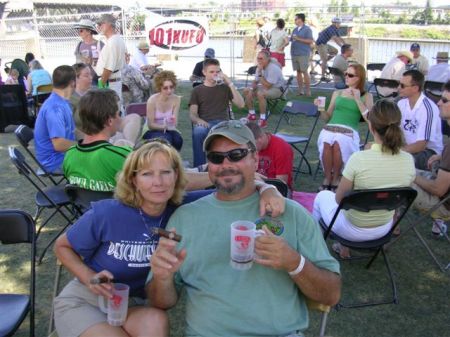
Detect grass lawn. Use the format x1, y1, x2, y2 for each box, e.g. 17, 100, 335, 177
0, 82, 449, 337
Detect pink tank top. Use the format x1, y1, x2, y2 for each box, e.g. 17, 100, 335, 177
154, 108, 173, 126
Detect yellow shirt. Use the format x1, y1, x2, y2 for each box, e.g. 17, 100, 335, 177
342, 143, 415, 228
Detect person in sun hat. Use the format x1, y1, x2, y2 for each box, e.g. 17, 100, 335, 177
130, 39, 161, 77
427, 52, 450, 83
409, 43, 429, 75
73, 19, 104, 85
379, 50, 413, 97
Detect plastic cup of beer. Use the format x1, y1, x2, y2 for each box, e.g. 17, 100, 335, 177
230, 221, 257, 271
98, 283, 129, 326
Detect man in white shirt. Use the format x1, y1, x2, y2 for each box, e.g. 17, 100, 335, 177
410, 43, 429, 76
397, 69, 443, 170
379, 50, 413, 97
427, 52, 450, 83
95, 14, 126, 104
130, 40, 160, 78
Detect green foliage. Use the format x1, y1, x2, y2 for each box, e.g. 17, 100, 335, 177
365, 26, 388, 37
341, 0, 349, 13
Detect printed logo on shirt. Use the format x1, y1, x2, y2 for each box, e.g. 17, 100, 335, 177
106, 239, 156, 268
258, 156, 272, 177
403, 118, 418, 134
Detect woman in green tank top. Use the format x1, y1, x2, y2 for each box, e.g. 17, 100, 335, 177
315, 64, 373, 191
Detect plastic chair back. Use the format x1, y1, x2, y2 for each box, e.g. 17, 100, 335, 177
424, 80, 444, 104
125, 102, 147, 117
0, 85, 31, 131
374, 78, 400, 98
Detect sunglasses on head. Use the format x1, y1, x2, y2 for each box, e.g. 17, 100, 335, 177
344, 72, 356, 78
207, 148, 251, 164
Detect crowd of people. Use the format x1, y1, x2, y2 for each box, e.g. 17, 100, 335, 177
1, 11, 450, 337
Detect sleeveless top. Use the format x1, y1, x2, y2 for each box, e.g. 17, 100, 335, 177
327, 94, 365, 131
154, 108, 173, 126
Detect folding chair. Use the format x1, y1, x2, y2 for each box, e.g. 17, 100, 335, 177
15, 124, 65, 185
244, 65, 257, 87
424, 80, 444, 104
328, 66, 347, 89
264, 178, 289, 198
33, 84, 53, 115
125, 102, 147, 117
266, 75, 294, 120
64, 184, 114, 216
306, 298, 330, 337
0, 84, 31, 132
0, 209, 36, 337
273, 101, 320, 180
8, 146, 74, 264
320, 187, 417, 308
373, 78, 400, 99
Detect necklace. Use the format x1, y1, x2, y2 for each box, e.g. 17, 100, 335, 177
138, 208, 165, 243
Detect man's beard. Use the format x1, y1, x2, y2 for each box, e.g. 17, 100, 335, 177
213, 168, 245, 195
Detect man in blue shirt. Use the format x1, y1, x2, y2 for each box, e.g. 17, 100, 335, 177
290, 13, 314, 96
316, 17, 345, 81
34, 65, 76, 173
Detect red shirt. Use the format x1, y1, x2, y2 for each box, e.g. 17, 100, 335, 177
257, 134, 293, 188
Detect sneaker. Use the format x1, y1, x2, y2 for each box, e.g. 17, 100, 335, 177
432, 219, 448, 237
258, 119, 268, 128
247, 113, 257, 121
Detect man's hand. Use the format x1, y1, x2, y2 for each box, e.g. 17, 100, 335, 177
150, 232, 186, 281
221, 72, 232, 86
254, 226, 299, 271
195, 119, 209, 128
427, 154, 441, 170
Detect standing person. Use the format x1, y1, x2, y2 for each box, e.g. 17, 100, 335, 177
143, 70, 183, 151
34, 65, 76, 173
397, 70, 443, 170
290, 13, 314, 97
26, 60, 52, 96
409, 43, 429, 76
189, 58, 244, 167
412, 80, 450, 237
315, 17, 345, 81
254, 17, 269, 57
313, 99, 415, 258
147, 120, 341, 336
427, 52, 450, 83
244, 50, 285, 128
269, 18, 289, 68
315, 64, 373, 191
73, 19, 104, 85
95, 14, 127, 104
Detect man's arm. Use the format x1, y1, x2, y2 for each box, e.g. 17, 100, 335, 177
403, 140, 427, 154
100, 68, 113, 84
332, 35, 345, 46
185, 172, 212, 190
189, 104, 208, 127
51, 138, 75, 152
415, 169, 450, 198
222, 73, 244, 108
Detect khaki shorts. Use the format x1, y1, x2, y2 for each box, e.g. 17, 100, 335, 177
261, 86, 283, 99
291, 55, 310, 72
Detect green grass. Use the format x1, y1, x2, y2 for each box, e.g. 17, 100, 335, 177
0, 83, 449, 337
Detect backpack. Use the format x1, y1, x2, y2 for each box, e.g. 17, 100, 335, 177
257, 28, 270, 49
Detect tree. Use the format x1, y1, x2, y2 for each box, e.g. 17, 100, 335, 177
341, 0, 349, 13
351, 5, 359, 17
329, 0, 338, 13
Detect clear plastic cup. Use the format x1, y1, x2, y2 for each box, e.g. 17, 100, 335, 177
230, 221, 257, 271
98, 283, 129, 326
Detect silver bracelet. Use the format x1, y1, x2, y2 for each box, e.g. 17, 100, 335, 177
288, 254, 305, 276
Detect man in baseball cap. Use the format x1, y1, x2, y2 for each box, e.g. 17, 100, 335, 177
428, 52, 450, 83
409, 42, 429, 75
190, 48, 216, 83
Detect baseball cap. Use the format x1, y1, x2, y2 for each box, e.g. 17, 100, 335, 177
331, 17, 342, 24
97, 14, 116, 26
203, 120, 256, 151
410, 43, 420, 50
204, 48, 215, 59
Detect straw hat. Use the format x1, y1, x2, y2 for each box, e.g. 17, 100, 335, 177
137, 40, 150, 50
434, 52, 449, 60
396, 50, 413, 62
73, 19, 98, 34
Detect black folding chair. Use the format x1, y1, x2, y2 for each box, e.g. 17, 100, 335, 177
15, 124, 65, 185
0, 209, 36, 337
424, 80, 445, 104
264, 178, 289, 198
8, 146, 74, 264
273, 101, 320, 180
373, 78, 400, 99
64, 184, 114, 216
244, 65, 257, 87
328, 66, 347, 89
266, 76, 294, 120
0, 84, 32, 132
320, 187, 417, 308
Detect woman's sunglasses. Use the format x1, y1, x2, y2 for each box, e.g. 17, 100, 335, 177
344, 72, 357, 78
206, 148, 251, 165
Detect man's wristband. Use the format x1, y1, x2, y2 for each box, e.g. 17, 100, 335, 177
288, 254, 305, 276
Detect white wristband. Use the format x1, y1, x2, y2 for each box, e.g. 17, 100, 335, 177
259, 184, 277, 194
288, 254, 305, 276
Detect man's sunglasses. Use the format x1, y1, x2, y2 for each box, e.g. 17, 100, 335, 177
441, 97, 449, 104
207, 148, 251, 164
344, 72, 356, 78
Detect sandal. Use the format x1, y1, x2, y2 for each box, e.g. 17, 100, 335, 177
329, 185, 338, 193
318, 184, 330, 192
332, 243, 351, 259
432, 220, 447, 238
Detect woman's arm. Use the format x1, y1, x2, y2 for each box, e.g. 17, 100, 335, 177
353, 91, 374, 122
172, 96, 182, 127
335, 177, 354, 204
27, 75, 32, 96
147, 95, 166, 131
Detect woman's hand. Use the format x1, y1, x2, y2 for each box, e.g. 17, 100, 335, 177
350, 88, 361, 100
259, 187, 285, 217
88, 270, 115, 299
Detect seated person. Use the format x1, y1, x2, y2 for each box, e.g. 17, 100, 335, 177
397, 70, 443, 170
4, 68, 19, 85
427, 52, 450, 83
71, 63, 143, 147
378, 50, 413, 97
313, 99, 415, 258
122, 52, 152, 108
315, 64, 373, 191
34, 65, 76, 173
246, 121, 293, 189
27, 59, 52, 96
147, 120, 341, 336
189, 58, 244, 167
412, 80, 450, 237
130, 40, 161, 77
244, 50, 285, 128
409, 43, 429, 76
189, 48, 215, 85
143, 71, 182, 151
332, 43, 353, 82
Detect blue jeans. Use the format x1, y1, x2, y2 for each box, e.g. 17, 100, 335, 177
143, 129, 183, 151
192, 120, 223, 167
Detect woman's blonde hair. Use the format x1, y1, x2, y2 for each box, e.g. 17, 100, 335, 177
115, 140, 187, 207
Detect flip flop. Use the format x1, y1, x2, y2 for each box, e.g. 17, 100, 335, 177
318, 184, 330, 192
329, 185, 338, 193
332, 243, 351, 259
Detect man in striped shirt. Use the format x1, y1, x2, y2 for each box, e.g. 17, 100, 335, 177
397, 70, 443, 170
